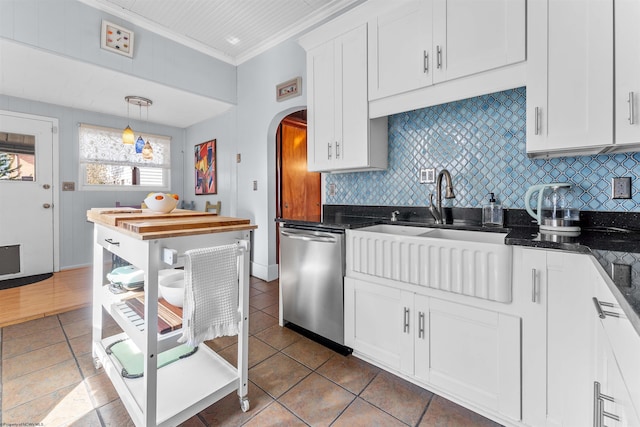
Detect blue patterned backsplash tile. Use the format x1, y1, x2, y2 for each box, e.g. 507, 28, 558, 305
325, 87, 640, 212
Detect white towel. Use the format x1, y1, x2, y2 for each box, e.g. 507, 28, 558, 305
178, 244, 240, 347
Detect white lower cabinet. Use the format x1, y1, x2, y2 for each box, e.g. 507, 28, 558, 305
592, 269, 640, 427
344, 277, 521, 421
594, 319, 640, 427
518, 248, 616, 427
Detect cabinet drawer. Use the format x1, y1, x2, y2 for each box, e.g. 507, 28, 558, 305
95, 225, 147, 267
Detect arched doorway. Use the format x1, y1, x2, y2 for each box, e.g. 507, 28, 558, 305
275, 110, 321, 262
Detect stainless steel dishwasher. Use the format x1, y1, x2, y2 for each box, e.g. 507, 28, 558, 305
279, 225, 346, 347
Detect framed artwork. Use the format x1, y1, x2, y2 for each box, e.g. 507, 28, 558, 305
195, 139, 217, 195
101, 20, 134, 57
276, 77, 302, 102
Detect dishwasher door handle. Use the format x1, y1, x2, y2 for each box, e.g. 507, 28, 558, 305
280, 230, 338, 243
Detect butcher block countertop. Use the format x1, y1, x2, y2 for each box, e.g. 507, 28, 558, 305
87, 208, 257, 239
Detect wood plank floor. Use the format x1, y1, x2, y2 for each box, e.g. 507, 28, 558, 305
0, 267, 92, 328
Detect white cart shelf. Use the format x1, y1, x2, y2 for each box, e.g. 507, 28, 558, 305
88, 210, 256, 427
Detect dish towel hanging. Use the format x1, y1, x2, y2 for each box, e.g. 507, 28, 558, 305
179, 244, 240, 347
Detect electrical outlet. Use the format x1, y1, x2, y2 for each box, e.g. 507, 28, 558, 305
328, 183, 336, 196
420, 168, 436, 184
612, 177, 632, 199
62, 181, 75, 191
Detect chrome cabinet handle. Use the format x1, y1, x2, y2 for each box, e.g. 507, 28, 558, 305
436, 45, 442, 69
423, 50, 429, 73
327, 142, 332, 160
594, 382, 619, 427
335, 141, 340, 159
403, 307, 410, 333
531, 268, 538, 303
104, 238, 120, 246
629, 92, 635, 125
592, 297, 620, 319
418, 311, 425, 339
534, 107, 540, 135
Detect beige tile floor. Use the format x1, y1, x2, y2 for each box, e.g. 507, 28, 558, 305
0, 276, 502, 426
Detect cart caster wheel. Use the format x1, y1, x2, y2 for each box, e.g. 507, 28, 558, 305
240, 397, 250, 412
93, 357, 102, 370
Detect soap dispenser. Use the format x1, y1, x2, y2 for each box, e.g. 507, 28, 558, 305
482, 192, 503, 227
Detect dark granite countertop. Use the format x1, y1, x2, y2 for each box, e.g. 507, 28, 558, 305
297, 205, 640, 337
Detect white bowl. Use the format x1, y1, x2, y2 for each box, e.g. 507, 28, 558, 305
160, 278, 184, 307
144, 193, 178, 213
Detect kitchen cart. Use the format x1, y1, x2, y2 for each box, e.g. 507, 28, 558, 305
87, 208, 257, 427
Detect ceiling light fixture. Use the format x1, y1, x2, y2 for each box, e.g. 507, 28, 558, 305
123, 96, 152, 146
225, 36, 240, 45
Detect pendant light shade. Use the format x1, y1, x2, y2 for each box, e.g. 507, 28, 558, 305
123, 96, 152, 145
142, 140, 154, 160
122, 125, 135, 144
135, 136, 145, 153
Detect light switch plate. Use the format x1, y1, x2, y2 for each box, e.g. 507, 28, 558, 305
612, 177, 632, 199
62, 181, 75, 191
420, 168, 435, 184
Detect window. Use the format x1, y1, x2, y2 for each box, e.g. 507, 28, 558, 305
79, 123, 171, 190
0, 132, 36, 181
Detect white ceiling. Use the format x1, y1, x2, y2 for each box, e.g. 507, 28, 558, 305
80, 0, 364, 65
0, 0, 364, 128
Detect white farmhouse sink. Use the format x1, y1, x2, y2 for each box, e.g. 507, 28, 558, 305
347, 225, 512, 303
359, 224, 431, 236
420, 228, 506, 244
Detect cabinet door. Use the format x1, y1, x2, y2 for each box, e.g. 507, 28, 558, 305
344, 277, 413, 372
594, 320, 640, 427
527, 0, 613, 155
615, 0, 640, 145
518, 248, 548, 427
432, 0, 525, 83
428, 298, 521, 420
368, 1, 433, 100
545, 253, 596, 427
307, 41, 335, 172
336, 24, 369, 170
593, 273, 640, 419
413, 294, 430, 383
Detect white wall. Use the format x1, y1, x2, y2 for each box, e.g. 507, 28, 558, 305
183, 109, 238, 215
0, 0, 236, 104
236, 39, 307, 280
0, 94, 186, 269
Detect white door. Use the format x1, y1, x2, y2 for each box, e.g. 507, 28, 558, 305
0, 112, 54, 278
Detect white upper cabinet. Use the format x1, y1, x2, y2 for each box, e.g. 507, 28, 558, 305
368, 1, 434, 100
527, 0, 614, 157
368, 0, 526, 102
305, 24, 388, 173
432, 0, 525, 83
614, 0, 640, 147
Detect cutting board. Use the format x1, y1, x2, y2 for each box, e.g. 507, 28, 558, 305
87, 208, 212, 226
120, 216, 251, 233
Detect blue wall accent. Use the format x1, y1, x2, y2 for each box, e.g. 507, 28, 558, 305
326, 87, 640, 212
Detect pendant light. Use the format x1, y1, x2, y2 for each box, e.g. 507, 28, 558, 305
122, 97, 135, 145
123, 96, 152, 147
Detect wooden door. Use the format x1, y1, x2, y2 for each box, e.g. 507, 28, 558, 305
280, 117, 321, 220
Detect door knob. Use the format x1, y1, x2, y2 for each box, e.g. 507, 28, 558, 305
284, 203, 289, 209
43, 203, 51, 209
42, 184, 51, 189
